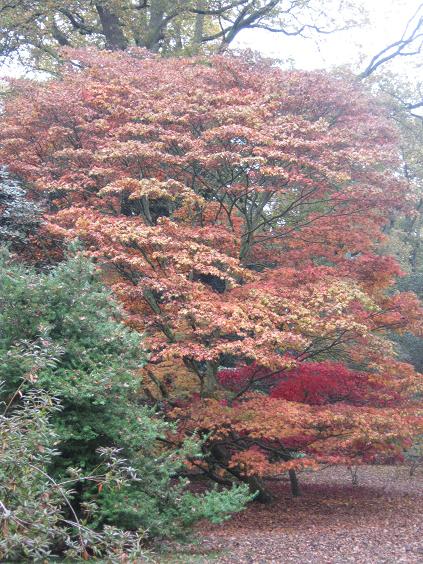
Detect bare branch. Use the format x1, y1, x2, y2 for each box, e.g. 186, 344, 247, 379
360, 3, 423, 78
189, 0, 250, 16
58, 9, 100, 36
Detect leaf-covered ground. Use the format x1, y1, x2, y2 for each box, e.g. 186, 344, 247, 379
167, 465, 423, 563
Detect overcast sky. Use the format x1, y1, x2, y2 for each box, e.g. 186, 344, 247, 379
233, 0, 422, 76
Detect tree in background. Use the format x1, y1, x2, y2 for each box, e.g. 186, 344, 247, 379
1, 50, 422, 500
360, 2, 422, 81
359, 3, 422, 118
0, 0, 362, 69
366, 73, 423, 373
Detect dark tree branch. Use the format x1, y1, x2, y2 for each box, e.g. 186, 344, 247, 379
190, 0, 251, 16
58, 9, 100, 36
360, 3, 423, 78
249, 22, 347, 36
51, 22, 71, 47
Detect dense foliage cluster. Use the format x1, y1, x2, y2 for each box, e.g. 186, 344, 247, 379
0, 48, 422, 504
0, 387, 151, 561
0, 251, 250, 559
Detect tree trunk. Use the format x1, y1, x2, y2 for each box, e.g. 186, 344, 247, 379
289, 469, 301, 497
140, 195, 154, 225
210, 444, 273, 503
203, 360, 218, 397
248, 476, 273, 503
144, 0, 166, 52
95, 4, 128, 50
183, 358, 219, 398
194, 1, 205, 45
173, 20, 183, 50
51, 22, 71, 47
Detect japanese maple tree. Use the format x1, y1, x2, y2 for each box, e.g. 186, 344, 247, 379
1, 48, 422, 499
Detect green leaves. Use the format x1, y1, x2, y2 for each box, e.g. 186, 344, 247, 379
0, 250, 250, 553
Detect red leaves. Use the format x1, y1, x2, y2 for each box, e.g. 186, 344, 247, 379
269, 361, 397, 407
222, 360, 396, 407
1, 49, 422, 481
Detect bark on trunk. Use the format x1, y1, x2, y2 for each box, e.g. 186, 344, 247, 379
52, 22, 71, 46
194, 1, 205, 45
95, 4, 128, 50
144, 0, 166, 52
289, 469, 301, 497
203, 361, 218, 397
210, 444, 273, 503
248, 476, 273, 503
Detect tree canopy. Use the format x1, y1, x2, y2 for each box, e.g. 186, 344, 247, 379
1, 49, 422, 499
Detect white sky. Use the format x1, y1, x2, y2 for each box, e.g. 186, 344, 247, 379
233, 0, 422, 76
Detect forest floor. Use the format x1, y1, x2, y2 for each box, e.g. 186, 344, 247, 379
164, 465, 423, 563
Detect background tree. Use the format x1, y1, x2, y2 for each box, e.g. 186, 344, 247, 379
360, 2, 422, 80
0, 0, 362, 69
359, 3, 423, 117
368, 73, 423, 372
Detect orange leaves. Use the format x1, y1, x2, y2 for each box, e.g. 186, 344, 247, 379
1, 49, 422, 482
228, 449, 318, 477
176, 392, 423, 475
183, 394, 312, 442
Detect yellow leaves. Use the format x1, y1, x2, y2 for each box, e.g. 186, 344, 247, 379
34, 181, 79, 194
123, 178, 205, 208
98, 140, 167, 163
52, 148, 93, 163
142, 359, 198, 400
308, 279, 375, 312
98, 177, 144, 195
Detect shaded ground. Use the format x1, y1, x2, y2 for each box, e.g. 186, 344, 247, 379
166, 465, 423, 563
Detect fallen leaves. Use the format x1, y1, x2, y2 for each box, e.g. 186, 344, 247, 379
176, 465, 423, 563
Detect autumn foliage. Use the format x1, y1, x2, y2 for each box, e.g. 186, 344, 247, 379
1, 48, 422, 497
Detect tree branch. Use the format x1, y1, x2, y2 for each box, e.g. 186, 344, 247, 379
360, 3, 423, 78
